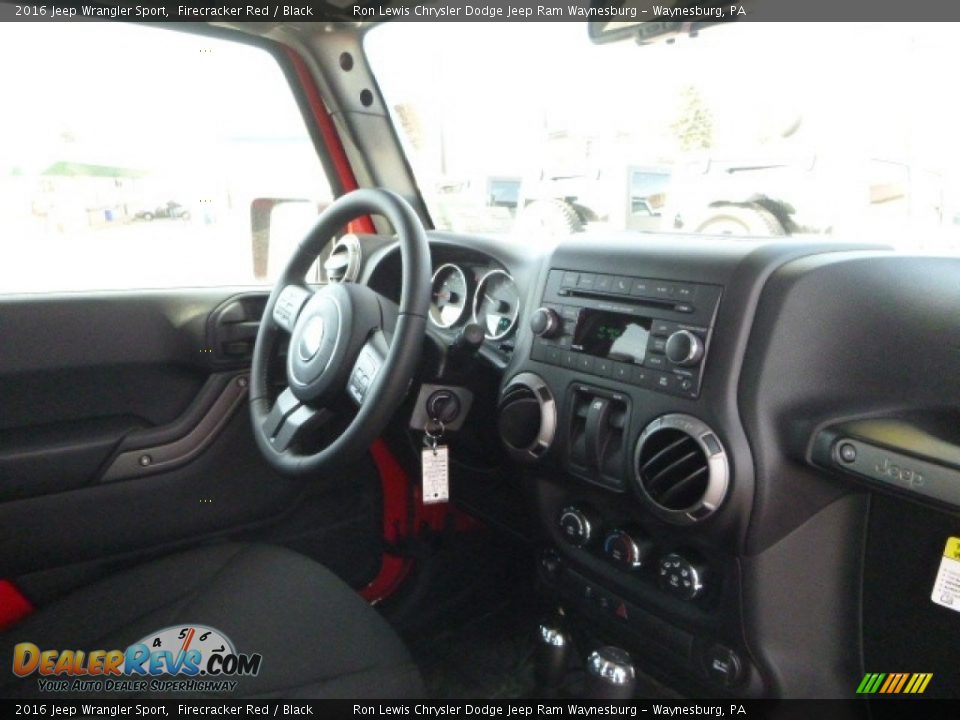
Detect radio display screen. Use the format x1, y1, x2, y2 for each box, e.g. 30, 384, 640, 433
572, 309, 650, 365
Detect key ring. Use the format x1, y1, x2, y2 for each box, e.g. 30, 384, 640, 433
424, 419, 445, 440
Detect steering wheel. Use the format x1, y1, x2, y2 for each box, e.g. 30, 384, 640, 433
249, 189, 430, 476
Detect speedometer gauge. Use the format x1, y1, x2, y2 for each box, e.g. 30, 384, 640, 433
430, 264, 470, 328
473, 269, 520, 340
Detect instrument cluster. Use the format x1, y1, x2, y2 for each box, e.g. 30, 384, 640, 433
430, 263, 520, 341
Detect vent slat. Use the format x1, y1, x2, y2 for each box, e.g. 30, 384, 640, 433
644, 450, 700, 496
637, 427, 709, 512
657, 466, 709, 507
642, 436, 695, 476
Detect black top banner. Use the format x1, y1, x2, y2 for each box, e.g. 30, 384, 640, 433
2, 0, 960, 23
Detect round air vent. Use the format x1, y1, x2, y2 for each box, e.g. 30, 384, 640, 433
633, 414, 729, 525
323, 233, 362, 283
498, 373, 556, 463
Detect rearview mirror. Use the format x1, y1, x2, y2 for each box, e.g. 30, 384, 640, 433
587, 2, 753, 45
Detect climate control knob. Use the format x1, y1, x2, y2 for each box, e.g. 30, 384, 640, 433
529, 307, 562, 338
558, 506, 598, 548
603, 528, 654, 571
665, 330, 704, 367
658, 553, 707, 600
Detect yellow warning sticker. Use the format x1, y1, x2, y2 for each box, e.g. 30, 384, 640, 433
944, 537, 960, 560
932, 536, 960, 612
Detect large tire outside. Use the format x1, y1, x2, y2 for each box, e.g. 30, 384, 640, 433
693, 204, 786, 237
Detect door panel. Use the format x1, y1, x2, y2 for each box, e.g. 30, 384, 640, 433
0, 289, 383, 593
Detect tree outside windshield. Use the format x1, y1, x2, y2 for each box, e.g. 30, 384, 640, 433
367, 22, 960, 252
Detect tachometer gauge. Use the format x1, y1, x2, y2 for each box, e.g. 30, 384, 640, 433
430, 263, 470, 328
473, 269, 520, 340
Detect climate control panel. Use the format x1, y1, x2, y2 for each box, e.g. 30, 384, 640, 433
556, 504, 711, 605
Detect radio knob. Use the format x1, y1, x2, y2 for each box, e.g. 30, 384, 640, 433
558, 506, 599, 548
603, 528, 654, 571
530, 307, 562, 338
665, 330, 704, 367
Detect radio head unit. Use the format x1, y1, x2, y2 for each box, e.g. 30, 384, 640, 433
529, 269, 722, 399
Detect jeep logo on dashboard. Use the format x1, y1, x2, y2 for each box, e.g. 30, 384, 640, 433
875, 457, 925, 488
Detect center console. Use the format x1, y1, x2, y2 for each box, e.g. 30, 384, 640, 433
499, 255, 760, 696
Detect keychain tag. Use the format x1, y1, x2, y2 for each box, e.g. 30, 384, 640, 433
422, 445, 449, 505
422, 420, 449, 505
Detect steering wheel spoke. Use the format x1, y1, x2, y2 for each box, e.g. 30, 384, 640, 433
272, 285, 312, 333
262, 388, 332, 453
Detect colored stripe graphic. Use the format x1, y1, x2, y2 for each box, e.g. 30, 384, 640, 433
858, 672, 932, 694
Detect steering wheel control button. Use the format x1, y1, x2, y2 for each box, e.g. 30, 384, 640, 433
272, 285, 311, 332
658, 553, 706, 601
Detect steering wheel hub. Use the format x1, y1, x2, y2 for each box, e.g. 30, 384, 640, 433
288, 290, 345, 402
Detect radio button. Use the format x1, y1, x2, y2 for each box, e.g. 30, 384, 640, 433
562, 352, 578, 369
652, 282, 676, 299
575, 354, 596, 373
562, 271, 580, 287
675, 302, 695, 314
652, 320, 674, 337
630, 278, 652, 297
675, 284, 697, 301
555, 334, 572, 349
612, 276, 632, 295
631, 366, 654, 388
646, 354, 667, 370
577, 273, 596, 290
561, 306, 580, 322
612, 363, 632, 382
545, 347, 563, 366
595, 275, 613, 293
650, 337, 667, 354
651, 372, 675, 392
594, 358, 614, 378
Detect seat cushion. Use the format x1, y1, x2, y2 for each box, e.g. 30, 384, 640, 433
0, 543, 422, 698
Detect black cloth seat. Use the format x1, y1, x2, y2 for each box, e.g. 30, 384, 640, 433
0, 543, 423, 698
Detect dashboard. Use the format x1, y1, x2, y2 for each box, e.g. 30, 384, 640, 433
359, 229, 960, 699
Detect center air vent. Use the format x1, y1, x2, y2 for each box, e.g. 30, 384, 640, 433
633, 414, 729, 525
323, 233, 362, 283
498, 373, 556, 463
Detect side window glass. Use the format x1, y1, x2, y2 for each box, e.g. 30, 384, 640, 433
0, 24, 331, 293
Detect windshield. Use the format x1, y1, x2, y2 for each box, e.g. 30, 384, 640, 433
367, 22, 960, 252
